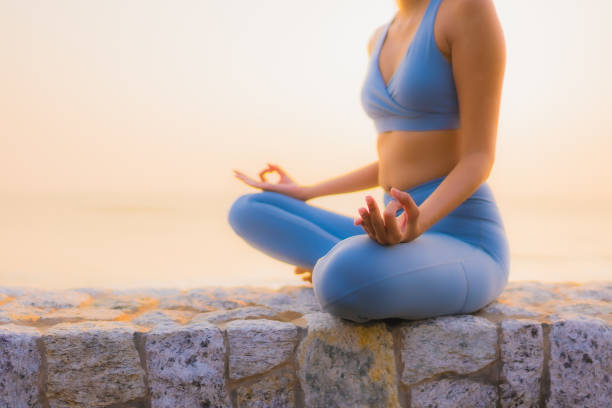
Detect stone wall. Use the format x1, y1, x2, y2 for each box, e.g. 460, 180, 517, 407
0, 281, 610, 407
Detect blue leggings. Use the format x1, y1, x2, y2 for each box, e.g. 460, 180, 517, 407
227, 175, 510, 323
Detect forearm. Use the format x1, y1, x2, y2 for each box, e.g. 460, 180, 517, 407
416, 153, 493, 234
303, 160, 379, 200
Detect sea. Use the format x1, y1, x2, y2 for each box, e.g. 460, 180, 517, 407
1, 189, 610, 290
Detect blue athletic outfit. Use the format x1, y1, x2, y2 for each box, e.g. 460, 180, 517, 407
361, 0, 459, 132
227, 0, 510, 323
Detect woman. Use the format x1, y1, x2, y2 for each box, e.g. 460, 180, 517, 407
228, 0, 509, 323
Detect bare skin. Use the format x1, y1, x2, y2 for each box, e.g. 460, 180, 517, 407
377, 0, 461, 195
233, 0, 507, 283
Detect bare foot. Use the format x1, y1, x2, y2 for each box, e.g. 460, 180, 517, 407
294, 266, 313, 284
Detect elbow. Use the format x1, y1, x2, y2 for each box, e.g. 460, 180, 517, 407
479, 153, 495, 180
458, 152, 495, 183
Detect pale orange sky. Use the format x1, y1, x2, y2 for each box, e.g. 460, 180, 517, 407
1, 0, 611, 199
1, 1, 611, 288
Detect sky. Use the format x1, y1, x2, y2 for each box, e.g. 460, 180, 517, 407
0, 0, 611, 288
1, 0, 611, 200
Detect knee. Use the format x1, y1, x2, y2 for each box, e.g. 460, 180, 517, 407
460, 251, 509, 313
227, 191, 277, 235
312, 235, 377, 314
227, 193, 255, 236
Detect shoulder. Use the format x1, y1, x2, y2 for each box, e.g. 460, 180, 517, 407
446, 0, 503, 35
445, 0, 505, 49
366, 24, 387, 57
450, 0, 498, 15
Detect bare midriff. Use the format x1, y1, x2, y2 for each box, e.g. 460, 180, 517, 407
376, 0, 460, 195
377, 128, 460, 194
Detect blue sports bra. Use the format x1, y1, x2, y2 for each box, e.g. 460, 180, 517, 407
360, 0, 459, 133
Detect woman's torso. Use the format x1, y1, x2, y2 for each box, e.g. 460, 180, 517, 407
368, 0, 459, 193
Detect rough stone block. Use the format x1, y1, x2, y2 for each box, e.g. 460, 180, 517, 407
235, 366, 297, 408
0, 324, 42, 408
548, 314, 612, 407
191, 306, 277, 324
227, 319, 298, 380
411, 378, 498, 408
131, 309, 195, 327
14, 289, 90, 309
42, 321, 146, 408
296, 312, 400, 408
144, 321, 231, 408
400, 315, 497, 385
500, 319, 543, 408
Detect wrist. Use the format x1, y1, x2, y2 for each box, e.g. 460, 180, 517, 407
415, 214, 428, 236
301, 185, 317, 201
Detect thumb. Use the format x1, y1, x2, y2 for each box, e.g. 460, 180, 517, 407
267, 163, 291, 181
390, 187, 419, 217
383, 198, 403, 219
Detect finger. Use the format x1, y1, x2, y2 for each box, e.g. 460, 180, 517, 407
360, 205, 381, 243
383, 200, 403, 243
233, 170, 253, 182
357, 208, 370, 231
390, 188, 420, 220
365, 195, 387, 244
267, 163, 283, 174
361, 205, 381, 243
267, 163, 290, 182
259, 165, 275, 182
390, 187, 419, 213
234, 171, 266, 189
258, 165, 270, 182
235, 171, 256, 182
358, 207, 376, 237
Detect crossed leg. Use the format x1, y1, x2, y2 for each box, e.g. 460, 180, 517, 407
227, 191, 365, 271
228, 191, 506, 323
312, 233, 506, 323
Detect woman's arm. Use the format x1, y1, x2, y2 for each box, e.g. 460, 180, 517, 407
417, 0, 506, 234
354, 0, 506, 245
302, 160, 379, 201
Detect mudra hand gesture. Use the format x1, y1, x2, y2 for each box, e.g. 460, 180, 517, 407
354, 188, 424, 245
233, 163, 310, 201
232, 162, 314, 282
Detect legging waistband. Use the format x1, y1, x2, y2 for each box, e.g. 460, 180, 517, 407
382, 175, 510, 277
404, 175, 447, 195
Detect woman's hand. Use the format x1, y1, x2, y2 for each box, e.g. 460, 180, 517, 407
354, 188, 424, 245
233, 163, 311, 201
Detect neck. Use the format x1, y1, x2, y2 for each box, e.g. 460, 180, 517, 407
395, 0, 428, 17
